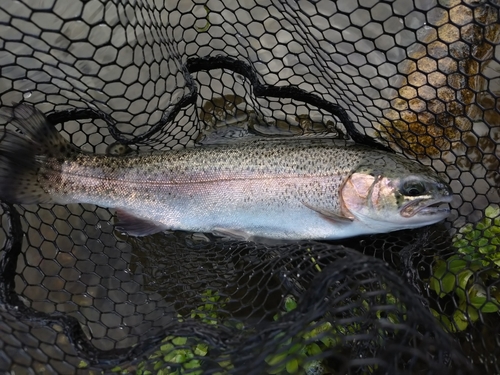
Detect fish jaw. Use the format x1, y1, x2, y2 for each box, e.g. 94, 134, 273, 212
400, 195, 453, 220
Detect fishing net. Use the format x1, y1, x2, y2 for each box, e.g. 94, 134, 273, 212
0, 0, 499, 374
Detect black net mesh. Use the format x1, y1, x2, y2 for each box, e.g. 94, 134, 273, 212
0, 0, 499, 374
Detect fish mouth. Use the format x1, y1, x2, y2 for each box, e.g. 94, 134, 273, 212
401, 197, 453, 218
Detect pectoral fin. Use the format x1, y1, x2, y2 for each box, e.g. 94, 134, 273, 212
115, 209, 168, 237
302, 202, 353, 224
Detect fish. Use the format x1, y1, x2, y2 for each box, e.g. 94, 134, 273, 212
0, 104, 453, 241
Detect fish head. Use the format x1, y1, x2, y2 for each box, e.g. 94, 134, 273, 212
340, 153, 453, 231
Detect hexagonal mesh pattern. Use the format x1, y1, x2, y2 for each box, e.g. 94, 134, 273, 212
0, 0, 498, 374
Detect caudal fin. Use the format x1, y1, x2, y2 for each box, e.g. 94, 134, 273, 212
0, 103, 73, 204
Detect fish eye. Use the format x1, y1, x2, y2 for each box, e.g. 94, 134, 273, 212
401, 180, 426, 197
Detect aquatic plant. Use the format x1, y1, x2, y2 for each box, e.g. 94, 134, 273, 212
430, 205, 500, 332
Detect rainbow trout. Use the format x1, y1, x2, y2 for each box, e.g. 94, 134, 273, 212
0, 104, 452, 240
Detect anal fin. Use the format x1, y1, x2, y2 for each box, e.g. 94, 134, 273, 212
115, 209, 168, 237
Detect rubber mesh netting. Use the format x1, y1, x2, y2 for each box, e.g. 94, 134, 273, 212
0, 0, 499, 374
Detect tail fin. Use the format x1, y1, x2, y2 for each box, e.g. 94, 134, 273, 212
0, 103, 73, 204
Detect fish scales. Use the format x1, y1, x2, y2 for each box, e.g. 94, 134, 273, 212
48, 141, 363, 238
